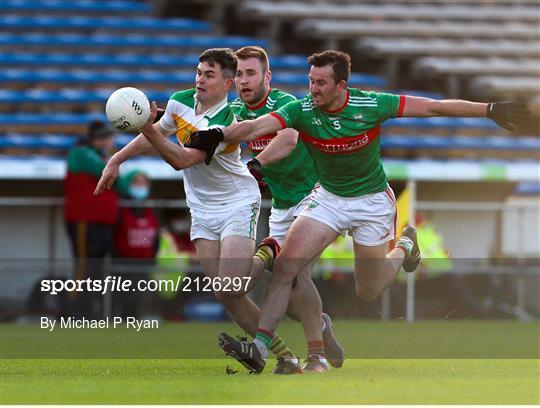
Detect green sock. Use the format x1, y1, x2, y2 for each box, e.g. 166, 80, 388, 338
269, 334, 295, 359
254, 329, 273, 350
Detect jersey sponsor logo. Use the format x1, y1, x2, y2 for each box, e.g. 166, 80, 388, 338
300, 126, 380, 154
248, 134, 274, 153
312, 117, 322, 125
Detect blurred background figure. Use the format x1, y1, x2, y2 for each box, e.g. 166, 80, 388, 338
113, 170, 159, 318
63, 120, 123, 319
150, 210, 197, 321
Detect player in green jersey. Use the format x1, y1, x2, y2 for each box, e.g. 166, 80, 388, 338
226, 46, 344, 371
187, 50, 531, 373
95, 48, 313, 374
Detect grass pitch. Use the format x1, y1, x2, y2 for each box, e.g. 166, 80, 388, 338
1, 320, 539, 404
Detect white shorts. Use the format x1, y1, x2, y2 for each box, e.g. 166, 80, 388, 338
299, 185, 397, 246
190, 200, 261, 241
268, 194, 313, 246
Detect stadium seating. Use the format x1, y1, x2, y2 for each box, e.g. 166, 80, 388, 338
240, 1, 540, 22
2, 0, 152, 14
236, 0, 539, 105
1, 52, 309, 70
2, 132, 537, 159
297, 20, 538, 42
357, 38, 540, 58
1, 14, 211, 33
412, 57, 540, 97
0, 33, 268, 51
1, 0, 537, 164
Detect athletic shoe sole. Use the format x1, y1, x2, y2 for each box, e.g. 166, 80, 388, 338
322, 313, 345, 368
218, 332, 265, 374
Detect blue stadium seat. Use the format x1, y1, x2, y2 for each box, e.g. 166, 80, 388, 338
1, 69, 385, 88
381, 135, 540, 151
2, 52, 310, 70
0, 112, 504, 131
0, 33, 268, 49
2, 133, 537, 152
2, 0, 150, 14
0, 112, 107, 126
1, 14, 211, 32
383, 116, 500, 130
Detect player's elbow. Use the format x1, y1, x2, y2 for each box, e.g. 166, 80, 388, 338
168, 159, 186, 171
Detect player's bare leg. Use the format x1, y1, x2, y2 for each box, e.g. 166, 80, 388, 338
285, 259, 321, 341
216, 235, 302, 373
251, 216, 338, 372
353, 227, 420, 302
218, 217, 338, 373
193, 238, 258, 335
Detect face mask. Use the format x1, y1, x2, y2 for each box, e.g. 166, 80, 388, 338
129, 186, 149, 200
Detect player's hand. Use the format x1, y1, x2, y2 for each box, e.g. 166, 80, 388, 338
139, 101, 159, 134
94, 160, 119, 195
185, 128, 224, 165
247, 158, 267, 190
487, 102, 531, 131
154, 108, 165, 123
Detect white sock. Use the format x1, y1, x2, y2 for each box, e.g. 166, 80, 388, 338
397, 236, 414, 257
253, 338, 269, 360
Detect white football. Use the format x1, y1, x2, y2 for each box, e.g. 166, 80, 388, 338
105, 87, 150, 132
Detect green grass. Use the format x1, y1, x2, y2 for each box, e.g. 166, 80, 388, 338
1, 321, 539, 404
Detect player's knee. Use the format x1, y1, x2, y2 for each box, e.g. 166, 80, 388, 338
355, 284, 381, 302
273, 265, 297, 286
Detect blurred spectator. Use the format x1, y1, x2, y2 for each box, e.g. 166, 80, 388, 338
151, 210, 196, 320
113, 170, 160, 318
63, 120, 123, 318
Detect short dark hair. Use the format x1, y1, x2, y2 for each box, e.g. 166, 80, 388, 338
199, 48, 237, 79
307, 50, 351, 83
87, 120, 115, 140
235, 46, 270, 73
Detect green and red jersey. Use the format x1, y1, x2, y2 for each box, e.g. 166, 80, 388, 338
230, 88, 317, 209
271, 88, 405, 197
64, 145, 119, 224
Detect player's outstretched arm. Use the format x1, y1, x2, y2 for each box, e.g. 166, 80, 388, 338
402, 96, 531, 131
225, 114, 284, 143
95, 109, 167, 195
402, 96, 488, 118
186, 114, 283, 164
255, 128, 299, 166
139, 102, 205, 170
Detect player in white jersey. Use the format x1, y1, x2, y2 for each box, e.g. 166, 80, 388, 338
95, 49, 302, 373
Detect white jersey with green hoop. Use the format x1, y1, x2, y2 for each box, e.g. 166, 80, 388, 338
160, 88, 260, 210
